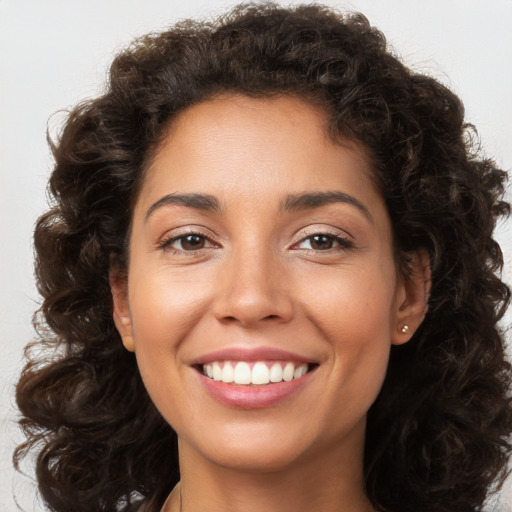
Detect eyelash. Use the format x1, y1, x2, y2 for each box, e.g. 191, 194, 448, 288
292, 232, 354, 252
158, 231, 218, 254
158, 230, 353, 255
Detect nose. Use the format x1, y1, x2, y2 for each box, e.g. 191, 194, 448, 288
212, 245, 294, 328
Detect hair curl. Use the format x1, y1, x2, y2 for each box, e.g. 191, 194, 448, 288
15, 3, 511, 512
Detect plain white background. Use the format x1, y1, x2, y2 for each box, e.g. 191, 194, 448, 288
1, 0, 511, 510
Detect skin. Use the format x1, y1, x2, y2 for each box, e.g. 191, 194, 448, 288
111, 95, 429, 512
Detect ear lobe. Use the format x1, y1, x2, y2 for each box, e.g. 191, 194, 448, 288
391, 249, 431, 346
109, 268, 135, 352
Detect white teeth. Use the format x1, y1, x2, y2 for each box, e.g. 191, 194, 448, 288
234, 362, 252, 385
251, 362, 270, 385
212, 362, 222, 381
283, 362, 295, 382
221, 362, 234, 383
269, 362, 283, 382
203, 361, 311, 385
294, 364, 308, 379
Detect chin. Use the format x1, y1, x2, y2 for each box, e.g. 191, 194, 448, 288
181, 421, 317, 473
208, 444, 308, 473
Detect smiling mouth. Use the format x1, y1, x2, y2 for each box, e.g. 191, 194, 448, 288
200, 361, 318, 386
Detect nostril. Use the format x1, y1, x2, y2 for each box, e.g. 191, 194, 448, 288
220, 313, 280, 325
213, 288, 294, 326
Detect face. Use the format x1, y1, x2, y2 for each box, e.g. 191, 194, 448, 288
112, 95, 428, 474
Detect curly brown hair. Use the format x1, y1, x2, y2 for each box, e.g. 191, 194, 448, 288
15, 3, 511, 512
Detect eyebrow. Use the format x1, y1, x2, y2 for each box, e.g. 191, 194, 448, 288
282, 191, 373, 222
145, 190, 372, 223
145, 193, 221, 222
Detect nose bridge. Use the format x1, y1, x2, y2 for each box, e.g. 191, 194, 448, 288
214, 238, 292, 326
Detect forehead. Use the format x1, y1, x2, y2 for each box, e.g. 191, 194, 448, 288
140, 94, 379, 203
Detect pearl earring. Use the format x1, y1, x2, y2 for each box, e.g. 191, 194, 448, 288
400, 325, 409, 334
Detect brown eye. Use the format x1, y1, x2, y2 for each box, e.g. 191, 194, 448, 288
180, 234, 206, 250
294, 233, 353, 251
308, 235, 335, 250
162, 233, 214, 252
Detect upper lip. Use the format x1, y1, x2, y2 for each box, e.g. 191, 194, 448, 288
190, 347, 317, 366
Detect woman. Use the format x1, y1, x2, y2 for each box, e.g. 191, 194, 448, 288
15, 3, 511, 512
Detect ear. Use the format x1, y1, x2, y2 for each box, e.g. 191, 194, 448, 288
391, 249, 431, 345
109, 268, 135, 352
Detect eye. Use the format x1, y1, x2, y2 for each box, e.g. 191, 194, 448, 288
161, 233, 214, 251
294, 233, 353, 251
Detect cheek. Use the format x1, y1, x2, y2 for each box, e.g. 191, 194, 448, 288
127, 265, 215, 352
300, 262, 397, 338
126, 268, 215, 425
298, 263, 395, 401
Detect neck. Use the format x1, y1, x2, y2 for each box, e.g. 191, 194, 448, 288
165, 431, 375, 512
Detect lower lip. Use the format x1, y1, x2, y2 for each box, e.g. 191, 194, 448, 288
199, 370, 314, 409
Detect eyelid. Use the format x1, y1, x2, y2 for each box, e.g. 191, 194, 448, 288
291, 225, 352, 242
156, 226, 221, 251
294, 235, 353, 251
166, 234, 214, 250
